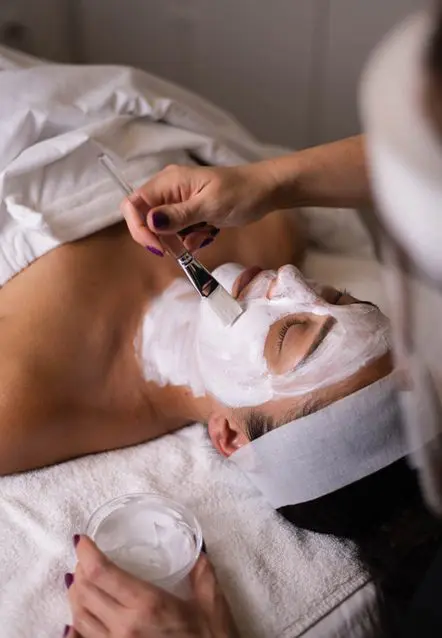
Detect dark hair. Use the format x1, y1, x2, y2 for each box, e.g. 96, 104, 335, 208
246, 411, 442, 636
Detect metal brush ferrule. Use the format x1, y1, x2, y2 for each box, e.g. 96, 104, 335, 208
177, 251, 219, 298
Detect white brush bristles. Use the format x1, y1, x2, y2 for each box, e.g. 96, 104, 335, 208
207, 285, 244, 327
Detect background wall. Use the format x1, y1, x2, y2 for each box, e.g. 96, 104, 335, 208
0, 0, 74, 62
0, 0, 421, 147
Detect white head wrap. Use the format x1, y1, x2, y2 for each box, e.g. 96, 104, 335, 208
230, 372, 408, 508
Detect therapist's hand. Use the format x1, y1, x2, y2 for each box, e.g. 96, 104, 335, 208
120, 162, 279, 252
65, 535, 238, 638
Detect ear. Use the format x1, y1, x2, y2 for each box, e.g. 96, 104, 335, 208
208, 412, 249, 458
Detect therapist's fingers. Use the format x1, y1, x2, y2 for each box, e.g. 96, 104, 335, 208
71, 606, 107, 638
146, 200, 207, 235
120, 195, 164, 256
75, 536, 158, 608
68, 570, 109, 637
177, 221, 217, 240
190, 554, 237, 635
181, 227, 220, 252
70, 565, 123, 628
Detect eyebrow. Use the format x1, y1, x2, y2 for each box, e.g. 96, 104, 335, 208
294, 299, 380, 365
354, 300, 380, 310
294, 315, 335, 369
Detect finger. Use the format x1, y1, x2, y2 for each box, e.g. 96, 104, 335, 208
177, 222, 210, 237
72, 607, 108, 638
190, 555, 236, 631
76, 536, 159, 607
66, 626, 82, 638
181, 231, 211, 252
147, 202, 205, 235
190, 554, 218, 605
72, 566, 124, 627
188, 227, 221, 253
120, 196, 164, 255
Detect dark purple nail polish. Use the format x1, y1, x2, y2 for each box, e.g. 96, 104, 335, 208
64, 572, 74, 589
63, 625, 70, 637
73, 534, 80, 548
146, 246, 164, 257
201, 540, 207, 554
200, 237, 214, 249
152, 211, 170, 230
210, 228, 220, 237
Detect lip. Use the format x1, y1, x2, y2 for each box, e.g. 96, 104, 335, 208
233, 266, 263, 298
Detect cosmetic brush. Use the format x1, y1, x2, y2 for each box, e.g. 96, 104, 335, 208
98, 153, 244, 327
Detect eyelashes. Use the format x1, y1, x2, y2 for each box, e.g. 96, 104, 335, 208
277, 319, 304, 351
332, 288, 350, 305
277, 324, 290, 351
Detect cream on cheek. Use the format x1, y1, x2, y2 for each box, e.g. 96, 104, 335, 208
136, 263, 391, 409
137, 279, 206, 397
196, 295, 296, 407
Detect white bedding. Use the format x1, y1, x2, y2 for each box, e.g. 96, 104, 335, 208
0, 46, 385, 638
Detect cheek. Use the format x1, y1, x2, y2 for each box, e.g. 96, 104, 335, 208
197, 312, 270, 372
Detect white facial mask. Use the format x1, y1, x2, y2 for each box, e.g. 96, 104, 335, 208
138, 280, 206, 397
139, 263, 390, 408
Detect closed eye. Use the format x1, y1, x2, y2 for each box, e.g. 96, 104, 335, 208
277, 319, 305, 351
277, 316, 335, 365
296, 316, 335, 367
354, 300, 380, 309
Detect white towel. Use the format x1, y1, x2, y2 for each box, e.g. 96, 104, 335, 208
0, 425, 370, 638
0, 44, 270, 287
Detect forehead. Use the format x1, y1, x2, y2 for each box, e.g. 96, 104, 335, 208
252, 352, 393, 428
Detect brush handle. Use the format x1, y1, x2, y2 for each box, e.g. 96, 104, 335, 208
158, 235, 219, 298
177, 251, 219, 298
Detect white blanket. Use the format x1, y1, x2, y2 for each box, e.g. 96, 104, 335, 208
0, 44, 279, 287
0, 47, 384, 638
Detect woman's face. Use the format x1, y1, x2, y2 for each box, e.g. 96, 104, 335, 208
196, 263, 391, 408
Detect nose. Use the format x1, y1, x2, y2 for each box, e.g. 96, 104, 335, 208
267, 269, 288, 299
212, 263, 245, 294
267, 265, 321, 302
266, 266, 296, 298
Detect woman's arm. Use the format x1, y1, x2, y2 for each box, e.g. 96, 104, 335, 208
266, 135, 373, 210
122, 135, 373, 246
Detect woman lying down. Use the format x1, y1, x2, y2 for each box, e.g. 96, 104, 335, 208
0, 212, 389, 474
2, 205, 441, 626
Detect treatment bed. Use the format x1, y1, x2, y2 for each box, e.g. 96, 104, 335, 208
0, 44, 386, 638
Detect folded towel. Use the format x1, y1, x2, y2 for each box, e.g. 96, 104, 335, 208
0, 425, 370, 638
